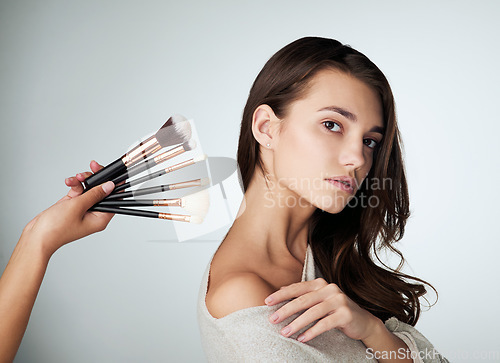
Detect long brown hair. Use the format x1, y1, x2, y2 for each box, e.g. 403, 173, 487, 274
237, 37, 434, 326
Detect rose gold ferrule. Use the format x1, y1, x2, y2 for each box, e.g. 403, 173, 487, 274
122, 137, 161, 166
158, 213, 191, 222
163, 158, 195, 174
129, 135, 155, 153
168, 178, 202, 190
153, 145, 185, 164
153, 198, 182, 207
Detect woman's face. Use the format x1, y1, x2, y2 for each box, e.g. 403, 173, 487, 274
270, 68, 384, 214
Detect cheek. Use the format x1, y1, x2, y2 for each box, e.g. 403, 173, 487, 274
273, 127, 322, 183
360, 150, 375, 175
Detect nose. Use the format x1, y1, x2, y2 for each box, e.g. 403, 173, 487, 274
338, 137, 365, 171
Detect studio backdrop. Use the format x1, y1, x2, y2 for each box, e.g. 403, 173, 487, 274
1, 1, 499, 362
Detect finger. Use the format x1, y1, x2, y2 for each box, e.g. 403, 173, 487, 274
89, 161, 126, 187
269, 289, 327, 324
296, 314, 340, 343
90, 160, 104, 173
65, 176, 84, 198
65, 176, 80, 187
76, 172, 92, 182
75, 181, 115, 214
80, 181, 115, 231
279, 302, 333, 339
265, 278, 328, 306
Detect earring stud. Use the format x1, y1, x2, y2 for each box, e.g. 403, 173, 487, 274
266, 143, 271, 147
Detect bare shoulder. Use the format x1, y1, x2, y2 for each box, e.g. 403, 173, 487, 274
204, 230, 286, 319
206, 270, 275, 319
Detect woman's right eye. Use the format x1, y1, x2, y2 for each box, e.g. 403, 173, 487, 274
322, 120, 341, 132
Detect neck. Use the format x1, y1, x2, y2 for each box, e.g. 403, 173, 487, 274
232, 169, 317, 265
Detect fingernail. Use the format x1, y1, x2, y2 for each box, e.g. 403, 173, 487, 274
264, 296, 273, 304
297, 334, 305, 342
102, 181, 114, 194
270, 313, 278, 322
281, 326, 290, 336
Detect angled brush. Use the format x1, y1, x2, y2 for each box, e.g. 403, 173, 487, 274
110, 139, 197, 185
83, 115, 191, 190
112, 154, 207, 193
104, 178, 210, 200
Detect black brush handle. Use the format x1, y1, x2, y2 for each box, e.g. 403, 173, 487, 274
109, 158, 155, 186
112, 181, 132, 193
104, 184, 172, 200
110, 170, 130, 186
125, 158, 157, 178
90, 205, 159, 219
84, 158, 126, 191
113, 169, 167, 193
97, 199, 156, 207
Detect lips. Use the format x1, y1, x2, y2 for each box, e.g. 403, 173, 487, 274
325, 176, 356, 195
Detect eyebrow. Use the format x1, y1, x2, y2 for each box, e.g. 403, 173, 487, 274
317, 106, 385, 134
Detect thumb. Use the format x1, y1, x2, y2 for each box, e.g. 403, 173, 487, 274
76, 181, 115, 212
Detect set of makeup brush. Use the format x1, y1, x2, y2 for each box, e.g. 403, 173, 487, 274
85, 114, 209, 224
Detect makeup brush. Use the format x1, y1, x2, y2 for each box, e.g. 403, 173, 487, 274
110, 139, 197, 185
112, 154, 207, 193
90, 206, 204, 224
83, 115, 191, 190
97, 189, 210, 217
104, 178, 210, 200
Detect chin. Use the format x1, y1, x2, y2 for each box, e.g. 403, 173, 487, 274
306, 193, 351, 214
316, 204, 346, 214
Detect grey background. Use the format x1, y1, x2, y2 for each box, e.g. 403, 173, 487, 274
1, 1, 499, 362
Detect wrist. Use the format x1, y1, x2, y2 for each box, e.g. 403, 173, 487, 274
18, 230, 55, 263
361, 316, 388, 347
362, 317, 412, 362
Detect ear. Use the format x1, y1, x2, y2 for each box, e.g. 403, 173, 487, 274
251, 104, 278, 149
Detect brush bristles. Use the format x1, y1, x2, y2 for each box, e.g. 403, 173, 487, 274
159, 114, 188, 129
171, 114, 188, 124
194, 153, 207, 163
189, 215, 204, 224
183, 139, 197, 151
173, 120, 192, 140
181, 189, 210, 216
155, 120, 192, 148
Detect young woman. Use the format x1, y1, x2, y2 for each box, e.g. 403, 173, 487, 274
197, 37, 448, 362
1, 37, 447, 362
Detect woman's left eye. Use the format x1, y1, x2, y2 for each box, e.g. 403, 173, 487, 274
322, 121, 341, 132
364, 138, 378, 149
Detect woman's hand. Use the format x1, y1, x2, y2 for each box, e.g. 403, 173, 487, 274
264, 278, 381, 343
21, 160, 115, 257
0, 161, 116, 362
